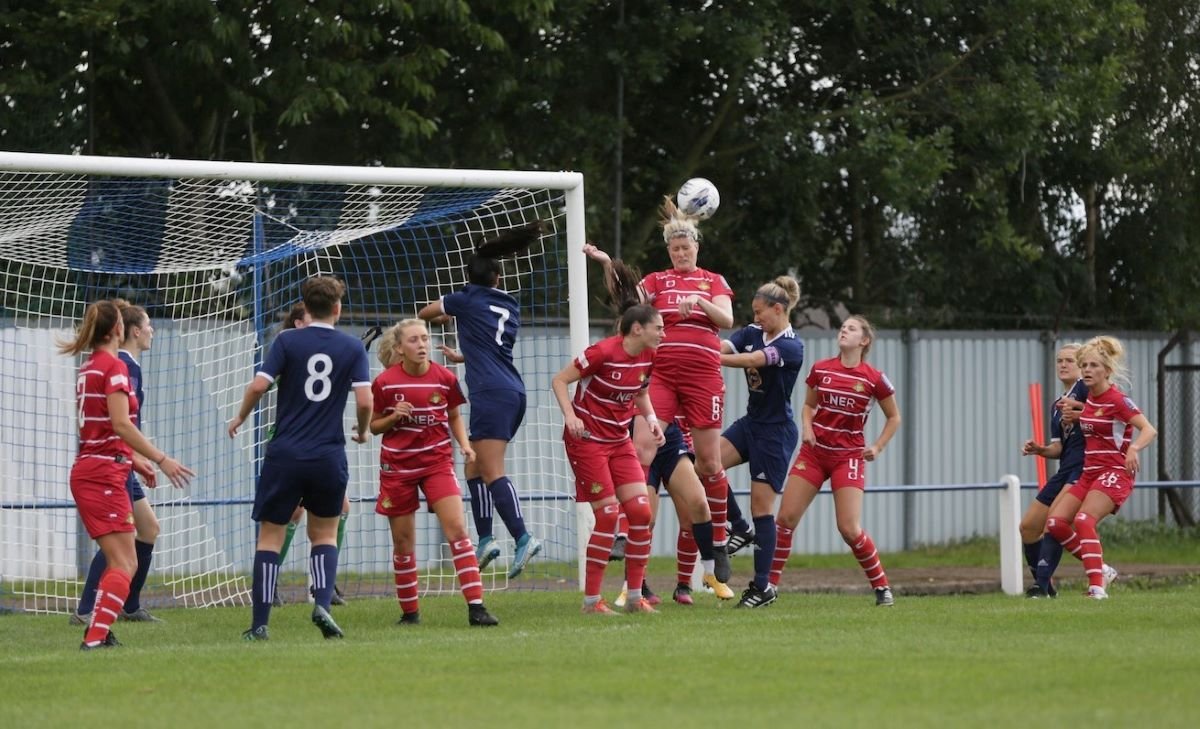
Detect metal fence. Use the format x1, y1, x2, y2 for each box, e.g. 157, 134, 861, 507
2, 324, 1193, 580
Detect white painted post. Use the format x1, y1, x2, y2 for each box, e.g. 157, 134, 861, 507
998, 475, 1023, 595
575, 504, 596, 592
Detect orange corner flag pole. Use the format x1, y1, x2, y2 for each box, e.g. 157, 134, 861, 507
1028, 382, 1046, 488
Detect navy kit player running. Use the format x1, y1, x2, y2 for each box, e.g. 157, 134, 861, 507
73, 302, 170, 625
1019, 343, 1090, 597
228, 276, 372, 641
419, 254, 542, 579
717, 276, 804, 608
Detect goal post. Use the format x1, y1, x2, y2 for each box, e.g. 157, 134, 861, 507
0, 151, 591, 612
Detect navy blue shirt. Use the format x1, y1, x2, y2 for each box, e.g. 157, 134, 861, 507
1052, 379, 1089, 476
726, 325, 805, 424
258, 322, 370, 460
118, 349, 144, 430
441, 284, 524, 395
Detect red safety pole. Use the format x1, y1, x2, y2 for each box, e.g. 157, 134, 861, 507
1028, 382, 1046, 488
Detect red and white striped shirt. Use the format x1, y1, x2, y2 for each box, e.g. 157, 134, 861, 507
570, 335, 655, 443
75, 349, 135, 461
805, 357, 895, 454
372, 362, 466, 476
1079, 385, 1142, 473
640, 267, 732, 370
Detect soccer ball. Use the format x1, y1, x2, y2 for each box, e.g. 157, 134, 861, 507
676, 177, 720, 220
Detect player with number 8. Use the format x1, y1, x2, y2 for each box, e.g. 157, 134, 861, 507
228, 275, 372, 641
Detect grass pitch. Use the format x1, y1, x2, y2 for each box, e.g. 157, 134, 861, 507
3, 584, 1197, 728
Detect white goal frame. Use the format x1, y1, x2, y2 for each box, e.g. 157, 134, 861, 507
0, 150, 594, 595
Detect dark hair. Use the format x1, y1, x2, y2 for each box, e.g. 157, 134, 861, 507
58, 299, 121, 356
301, 276, 345, 318
467, 255, 502, 287
117, 300, 148, 341
605, 259, 644, 316
618, 303, 660, 336
283, 302, 307, 330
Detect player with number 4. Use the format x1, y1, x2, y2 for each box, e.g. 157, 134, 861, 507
228, 275, 372, 641
769, 316, 902, 607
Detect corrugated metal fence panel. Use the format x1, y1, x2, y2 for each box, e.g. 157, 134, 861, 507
2, 323, 1183, 566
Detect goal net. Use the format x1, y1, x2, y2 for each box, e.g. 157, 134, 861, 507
0, 152, 589, 613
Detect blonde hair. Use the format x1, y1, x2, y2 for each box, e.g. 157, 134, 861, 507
1076, 335, 1130, 389
378, 318, 426, 368
847, 314, 878, 360
755, 275, 801, 317
659, 196, 701, 244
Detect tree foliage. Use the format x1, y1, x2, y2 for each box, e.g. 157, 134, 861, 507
2, 0, 1195, 329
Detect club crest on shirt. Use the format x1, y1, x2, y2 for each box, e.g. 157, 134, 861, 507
429, 393, 443, 404
1094, 407, 1104, 417
590, 482, 603, 494
854, 382, 865, 393
638, 373, 647, 382
698, 281, 711, 291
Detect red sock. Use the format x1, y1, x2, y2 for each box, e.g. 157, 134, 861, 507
586, 504, 620, 598
676, 529, 698, 585
846, 530, 889, 589
770, 523, 794, 587
1073, 513, 1105, 588
622, 496, 653, 597
1046, 516, 1083, 559
393, 552, 419, 615
704, 471, 730, 544
449, 537, 483, 604
83, 568, 131, 646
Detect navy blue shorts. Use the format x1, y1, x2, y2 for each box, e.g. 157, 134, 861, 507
254, 454, 348, 524
469, 389, 526, 442
723, 416, 799, 494
1035, 466, 1083, 507
125, 470, 146, 503
648, 424, 693, 492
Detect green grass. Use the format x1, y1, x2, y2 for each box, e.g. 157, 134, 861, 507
4, 586, 1199, 728
820, 521, 1200, 569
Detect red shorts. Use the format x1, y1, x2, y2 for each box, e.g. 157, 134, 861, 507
648, 367, 725, 429
375, 465, 462, 517
566, 437, 644, 503
1068, 469, 1134, 511
71, 457, 135, 539
788, 443, 867, 491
